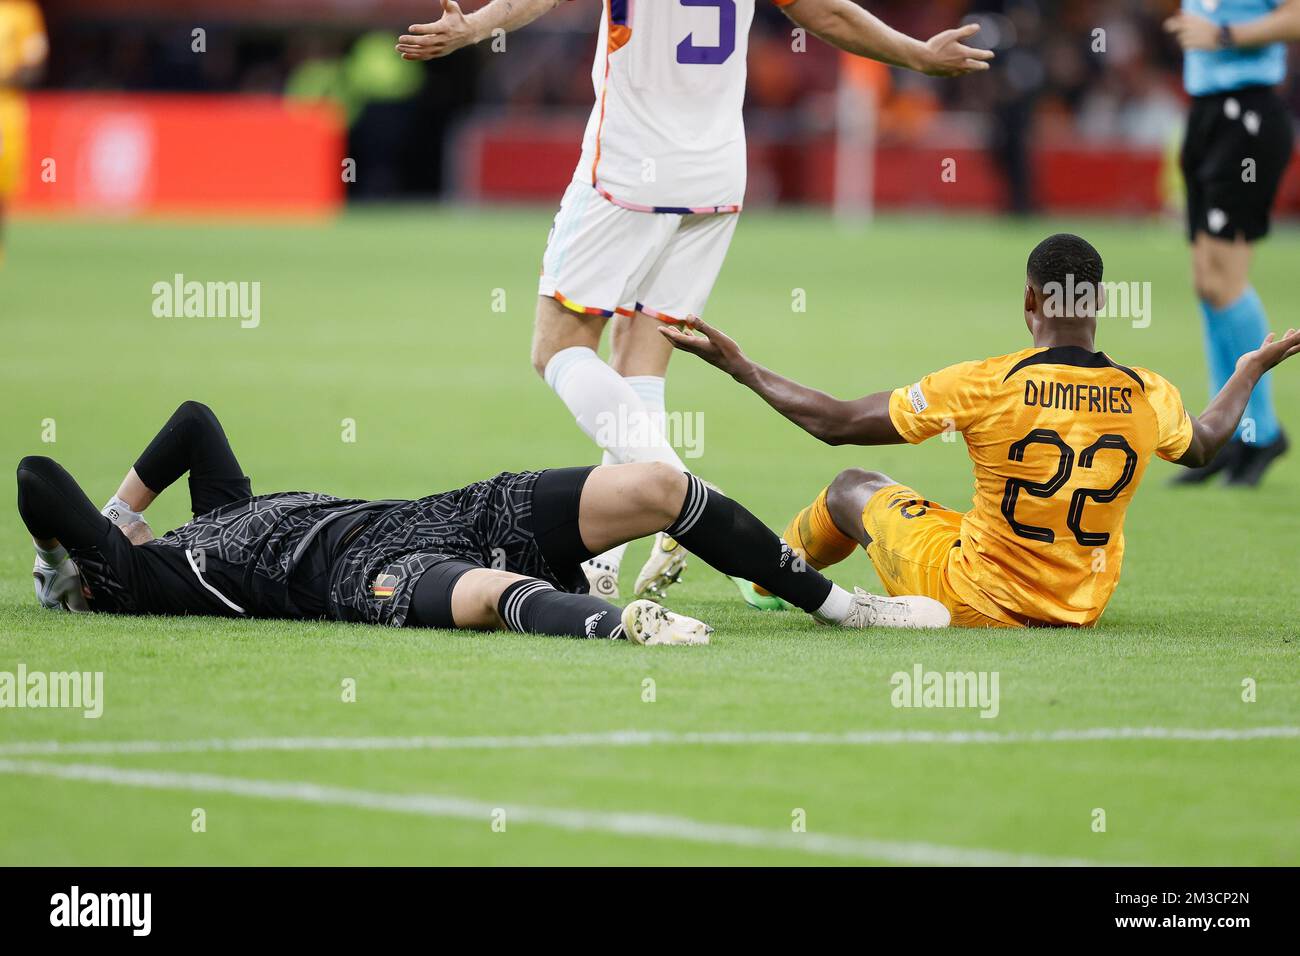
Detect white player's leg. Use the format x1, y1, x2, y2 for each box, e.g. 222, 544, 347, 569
534, 182, 679, 458
607, 315, 690, 600
615, 211, 741, 601
534, 319, 683, 473
582, 403, 690, 599
535, 183, 684, 599
580, 321, 684, 599
622, 371, 690, 598
584, 353, 681, 597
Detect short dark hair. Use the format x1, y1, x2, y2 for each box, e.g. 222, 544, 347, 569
1026, 233, 1103, 294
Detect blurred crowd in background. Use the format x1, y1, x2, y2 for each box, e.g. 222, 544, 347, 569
18, 0, 1300, 210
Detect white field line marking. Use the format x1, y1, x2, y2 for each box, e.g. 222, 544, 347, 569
0, 758, 1109, 867
0, 725, 1296, 758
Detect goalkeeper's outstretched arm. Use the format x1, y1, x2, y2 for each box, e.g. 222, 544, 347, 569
396, 0, 564, 61
779, 0, 994, 76
660, 316, 905, 447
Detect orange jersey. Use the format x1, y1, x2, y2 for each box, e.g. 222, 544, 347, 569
887, 345, 1195, 626
0, 1, 46, 85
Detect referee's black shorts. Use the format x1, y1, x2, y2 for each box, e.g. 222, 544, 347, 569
1181, 84, 1294, 243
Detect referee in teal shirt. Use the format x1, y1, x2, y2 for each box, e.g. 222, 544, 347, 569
1165, 0, 1297, 485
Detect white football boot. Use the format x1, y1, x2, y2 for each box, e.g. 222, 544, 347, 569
621, 599, 712, 646
836, 587, 950, 629
582, 557, 621, 601
632, 532, 689, 603
33, 555, 90, 612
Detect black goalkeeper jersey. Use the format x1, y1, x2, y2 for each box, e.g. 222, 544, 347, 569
76, 471, 579, 627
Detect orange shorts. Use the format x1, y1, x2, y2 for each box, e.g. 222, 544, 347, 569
860, 484, 1015, 629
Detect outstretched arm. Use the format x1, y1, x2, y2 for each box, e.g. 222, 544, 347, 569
1178, 329, 1300, 468
1165, 0, 1300, 50
660, 316, 904, 447
780, 0, 993, 76
396, 0, 564, 61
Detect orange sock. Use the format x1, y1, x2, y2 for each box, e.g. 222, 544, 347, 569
755, 488, 858, 596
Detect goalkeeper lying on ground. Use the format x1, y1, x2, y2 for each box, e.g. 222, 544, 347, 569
17, 401, 950, 643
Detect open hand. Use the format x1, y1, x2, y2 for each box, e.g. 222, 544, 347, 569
658, 315, 750, 378
918, 23, 995, 76
1240, 328, 1300, 374
396, 0, 477, 61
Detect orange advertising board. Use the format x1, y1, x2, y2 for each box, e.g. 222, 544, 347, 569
13, 93, 345, 217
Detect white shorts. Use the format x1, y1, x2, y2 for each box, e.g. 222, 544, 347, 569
538, 181, 740, 322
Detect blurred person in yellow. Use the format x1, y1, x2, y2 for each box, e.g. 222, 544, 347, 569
664, 234, 1300, 628
0, 0, 47, 265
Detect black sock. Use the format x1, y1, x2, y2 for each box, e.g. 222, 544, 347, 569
666, 474, 833, 613
497, 579, 625, 639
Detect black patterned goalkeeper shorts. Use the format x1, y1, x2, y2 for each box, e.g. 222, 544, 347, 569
328, 466, 598, 627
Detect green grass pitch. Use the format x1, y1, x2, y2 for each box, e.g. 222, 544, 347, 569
1, 209, 1296, 865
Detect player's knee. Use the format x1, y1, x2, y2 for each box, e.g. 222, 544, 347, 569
478, 570, 526, 610
530, 322, 570, 379
16, 455, 55, 484
636, 461, 689, 524
176, 400, 215, 426
830, 467, 892, 495
16, 456, 57, 514
1192, 256, 1245, 309
530, 340, 553, 380
451, 568, 528, 628
1192, 270, 1225, 308
1199, 277, 1242, 311
532, 296, 604, 381
531, 297, 565, 378
482, 571, 542, 628
826, 468, 892, 528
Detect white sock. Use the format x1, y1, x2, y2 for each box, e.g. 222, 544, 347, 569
588, 378, 669, 572
101, 495, 143, 527
625, 374, 678, 474
813, 584, 854, 624
35, 543, 69, 567
586, 546, 627, 572
625, 375, 666, 420
624, 375, 678, 548
544, 347, 686, 469
546, 352, 684, 573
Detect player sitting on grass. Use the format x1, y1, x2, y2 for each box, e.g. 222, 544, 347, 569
663, 233, 1300, 628
17, 401, 950, 642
